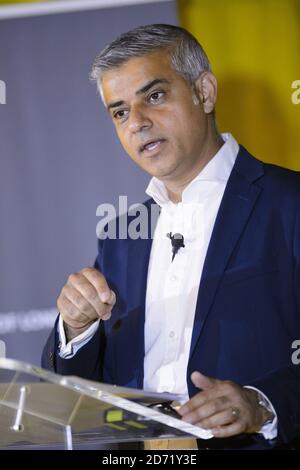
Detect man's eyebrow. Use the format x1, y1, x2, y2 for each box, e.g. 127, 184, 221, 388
107, 79, 170, 111
136, 78, 170, 95
107, 100, 125, 111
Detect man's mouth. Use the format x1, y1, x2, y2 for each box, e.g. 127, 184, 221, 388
139, 139, 166, 155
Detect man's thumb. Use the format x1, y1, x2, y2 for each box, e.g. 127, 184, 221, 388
191, 371, 216, 390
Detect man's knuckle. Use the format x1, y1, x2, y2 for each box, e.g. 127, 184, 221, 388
83, 266, 102, 278
200, 417, 211, 429
84, 286, 97, 301
109, 290, 116, 304
68, 302, 78, 318
68, 272, 79, 284
58, 294, 69, 310
83, 285, 92, 297
99, 304, 111, 317
219, 395, 229, 406
215, 397, 225, 410
184, 403, 193, 413
74, 293, 87, 309
223, 381, 234, 392
194, 408, 204, 421
81, 267, 94, 275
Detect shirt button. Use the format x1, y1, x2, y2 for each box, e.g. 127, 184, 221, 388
170, 275, 178, 282
169, 331, 175, 338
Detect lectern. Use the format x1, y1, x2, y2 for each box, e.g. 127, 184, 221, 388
0, 358, 212, 450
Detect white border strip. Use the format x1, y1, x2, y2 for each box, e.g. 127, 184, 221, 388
0, 0, 172, 20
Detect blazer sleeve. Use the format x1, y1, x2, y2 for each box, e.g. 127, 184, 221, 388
41, 238, 107, 382
250, 211, 300, 445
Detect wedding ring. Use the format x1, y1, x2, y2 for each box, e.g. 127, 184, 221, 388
231, 407, 240, 418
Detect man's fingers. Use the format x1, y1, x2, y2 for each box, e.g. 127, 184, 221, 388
211, 420, 244, 438
81, 268, 115, 306
179, 395, 228, 422
58, 295, 94, 329
178, 373, 259, 438
197, 407, 240, 430
67, 274, 111, 318
179, 376, 228, 417
100, 291, 116, 320
178, 371, 225, 416
104, 289, 116, 307
63, 283, 100, 322
68, 269, 115, 319
102, 311, 112, 321
58, 268, 117, 333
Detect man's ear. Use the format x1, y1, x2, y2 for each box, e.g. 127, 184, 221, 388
193, 71, 218, 114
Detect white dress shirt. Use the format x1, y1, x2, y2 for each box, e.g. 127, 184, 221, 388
58, 133, 277, 440
144, 133, 238, 397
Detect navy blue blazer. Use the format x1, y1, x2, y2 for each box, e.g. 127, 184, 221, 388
43, 146, 300, 449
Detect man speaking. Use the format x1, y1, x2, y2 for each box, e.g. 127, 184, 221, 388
43, 24, 300, 450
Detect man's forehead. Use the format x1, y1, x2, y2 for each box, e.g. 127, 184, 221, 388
101, 52, 175, 102
104, 50, 173, 78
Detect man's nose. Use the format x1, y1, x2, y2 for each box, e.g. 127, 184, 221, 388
128, 106, 152, 133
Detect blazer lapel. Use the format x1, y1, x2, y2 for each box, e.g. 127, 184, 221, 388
189, 147, 265, 359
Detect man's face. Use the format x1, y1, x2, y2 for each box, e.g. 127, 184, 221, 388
101, 50, 211, 184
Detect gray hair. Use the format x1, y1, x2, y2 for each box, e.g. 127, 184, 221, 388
90, 24, 211, 90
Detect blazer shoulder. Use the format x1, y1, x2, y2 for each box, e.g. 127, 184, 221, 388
262, 161, 300, 202
236, 145, 300, 213
239, 144, 300, 192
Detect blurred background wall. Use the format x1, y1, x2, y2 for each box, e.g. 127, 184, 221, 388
0, 0, 299, 366
178, 0, 300, 170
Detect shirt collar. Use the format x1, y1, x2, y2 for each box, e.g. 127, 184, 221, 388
146, 133, 239, 206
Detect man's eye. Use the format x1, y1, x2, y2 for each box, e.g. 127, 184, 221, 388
113, 109, 128, 120
149, 91, 164, 103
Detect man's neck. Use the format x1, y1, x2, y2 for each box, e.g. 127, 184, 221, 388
165, 134, 224, 203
